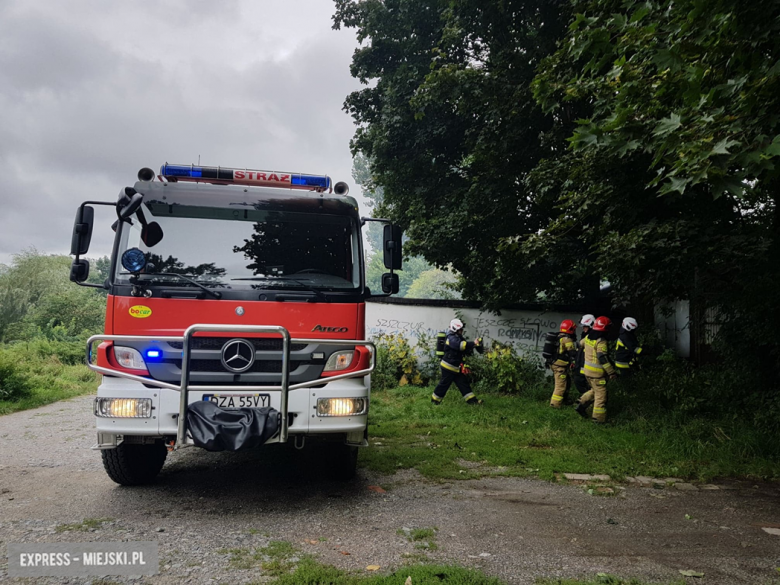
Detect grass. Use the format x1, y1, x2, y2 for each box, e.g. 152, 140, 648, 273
361, 385, 780, 482
398, 527, 439, 551
262, 558, 683, 585
0, 341, 98, 415
56, 517, 114, 532
219, 540, 300, 573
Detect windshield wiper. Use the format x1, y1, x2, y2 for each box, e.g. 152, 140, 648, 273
134, 272, 223, 299
231, 276, 330, 301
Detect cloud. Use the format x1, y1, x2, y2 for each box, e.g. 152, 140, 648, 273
0, 0, 365, 264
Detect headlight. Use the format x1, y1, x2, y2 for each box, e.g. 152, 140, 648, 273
316, 398, 367, 417
323, 351, 354, 372
113, 346, 146, 370
94, 398, 153, 418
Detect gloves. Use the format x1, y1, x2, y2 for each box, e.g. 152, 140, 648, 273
474, 337, 483, 347
460, 363, 472, 375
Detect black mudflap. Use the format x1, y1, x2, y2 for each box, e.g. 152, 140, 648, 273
187, 400, 280, 452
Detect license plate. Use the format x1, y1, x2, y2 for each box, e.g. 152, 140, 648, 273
202, 394, 270, 409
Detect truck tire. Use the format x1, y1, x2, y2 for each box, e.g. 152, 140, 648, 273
101, 440, 168, 486
330, 443, 358, 481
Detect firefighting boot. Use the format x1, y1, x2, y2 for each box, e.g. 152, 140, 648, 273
431, 394, 443, 405
465, 396, 483, 405
575, 402, 588, 418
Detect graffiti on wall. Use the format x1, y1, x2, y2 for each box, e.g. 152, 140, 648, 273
367, 307, 562, 354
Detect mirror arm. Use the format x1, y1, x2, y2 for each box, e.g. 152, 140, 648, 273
75, 281, 108, 290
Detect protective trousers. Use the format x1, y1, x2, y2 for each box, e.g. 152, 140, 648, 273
572, 371, 589, 394
432, 366, 476, 402
579, 376, 608, 423
549, 364, 571, 408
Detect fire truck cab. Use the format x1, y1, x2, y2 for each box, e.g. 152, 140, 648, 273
69, 164, 402, 485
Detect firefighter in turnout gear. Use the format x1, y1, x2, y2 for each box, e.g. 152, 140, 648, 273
572, 314, 595, 395
615, 317, 642, 376
432, 319, 483, 405
575, 316, 617, 423
549, 319, 578, 408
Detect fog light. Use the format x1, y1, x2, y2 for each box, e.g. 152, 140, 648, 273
316, 397, 367, 417
94, 398, 153, 418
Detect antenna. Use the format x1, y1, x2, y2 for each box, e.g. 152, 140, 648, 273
197, 154, 201, 165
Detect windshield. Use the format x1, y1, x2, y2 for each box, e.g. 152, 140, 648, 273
115, 202, 361, 290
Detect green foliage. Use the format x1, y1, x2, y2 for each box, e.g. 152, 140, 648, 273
334, 1, 579, 308
0, 249, 106, 342
470, 342, 545, 395
269, 559, 505, 585
362, 382, 779, 482
0, 340, 98, 414
0, 351, 32, 401
366, 251, 432, 297
406, 268, 461, 300
537, 577, 684, 585
373, 333, 426, 389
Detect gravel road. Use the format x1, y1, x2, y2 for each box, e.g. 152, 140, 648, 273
1, 395, 779, 584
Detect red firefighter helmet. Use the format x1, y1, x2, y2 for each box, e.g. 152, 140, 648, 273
559, 319, 576, 334
592, 316, 611, 332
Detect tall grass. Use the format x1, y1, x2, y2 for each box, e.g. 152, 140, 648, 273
363, 382, 779, 481
0, 339, 98, 415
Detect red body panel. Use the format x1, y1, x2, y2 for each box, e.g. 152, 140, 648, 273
110, 296, 364, 338
99, 296, 368, 376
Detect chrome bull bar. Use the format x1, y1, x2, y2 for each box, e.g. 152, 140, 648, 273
86, 324, 376, 450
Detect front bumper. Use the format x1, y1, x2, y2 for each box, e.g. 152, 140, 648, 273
86, 324, 374, 449
95, 374, 370, 439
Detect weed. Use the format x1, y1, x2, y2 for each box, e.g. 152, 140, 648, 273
266, 559, 505, 584
56, 518, 113, 533
398, 526, 439, 551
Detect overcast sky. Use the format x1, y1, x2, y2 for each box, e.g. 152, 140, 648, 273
0, 0, 365, 265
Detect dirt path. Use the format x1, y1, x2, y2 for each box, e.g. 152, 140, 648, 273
1, 396, 778, 584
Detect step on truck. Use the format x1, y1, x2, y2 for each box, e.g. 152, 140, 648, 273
69, 164, 403, 485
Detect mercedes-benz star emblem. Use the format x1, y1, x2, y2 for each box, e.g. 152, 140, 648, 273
221, 339, 255, 373
235, 306, 245, 316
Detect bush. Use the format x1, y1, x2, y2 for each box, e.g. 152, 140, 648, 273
471, 341, 546, 395
372, 333, 425, 389
0, 352, 31, 401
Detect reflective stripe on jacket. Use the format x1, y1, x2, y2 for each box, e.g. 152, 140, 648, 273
441, 331, 476, 370
582, 336, 615, 377
553, 333, 577, 367
615, 330, 642, 369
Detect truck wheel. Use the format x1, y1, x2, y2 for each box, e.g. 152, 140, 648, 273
330, 443, 358, 480
101, 440, 168, 486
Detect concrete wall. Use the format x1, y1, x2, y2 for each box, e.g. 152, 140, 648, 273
366, 299, 577, 362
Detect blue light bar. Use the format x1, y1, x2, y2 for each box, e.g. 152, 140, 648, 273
159, 164, 332, 191
146, 349, 161, 359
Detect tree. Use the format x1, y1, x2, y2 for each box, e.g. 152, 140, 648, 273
352, 153, 385, 254
406, 267, 461, 300
366, 251, 430, 297
530, 0, 780, 382
334, 0, 578, 308
0, 250, 106, 341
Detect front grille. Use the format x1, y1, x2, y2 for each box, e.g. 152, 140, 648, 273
167, 359, 309, 373
168, 338, 306, 352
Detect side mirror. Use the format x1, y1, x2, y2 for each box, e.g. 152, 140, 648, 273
383, 224, 403, 270
141, 221, 164, 247
70, 259, 90, 283
381, 272, 399, 294
70, 205, 94, 255
118, 191, 144, 220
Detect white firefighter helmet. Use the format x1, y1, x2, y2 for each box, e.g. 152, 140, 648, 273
622, 317, 638, 331
580, 314, 596, 327
449, 318, 464, 332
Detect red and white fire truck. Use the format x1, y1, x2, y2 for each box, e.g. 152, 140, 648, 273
69, 164, 402, 485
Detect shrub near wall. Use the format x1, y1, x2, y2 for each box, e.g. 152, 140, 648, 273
372, 333, 546, 396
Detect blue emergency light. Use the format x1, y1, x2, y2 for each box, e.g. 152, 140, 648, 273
145, 349, 161, 359
159, 164, 331, 191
